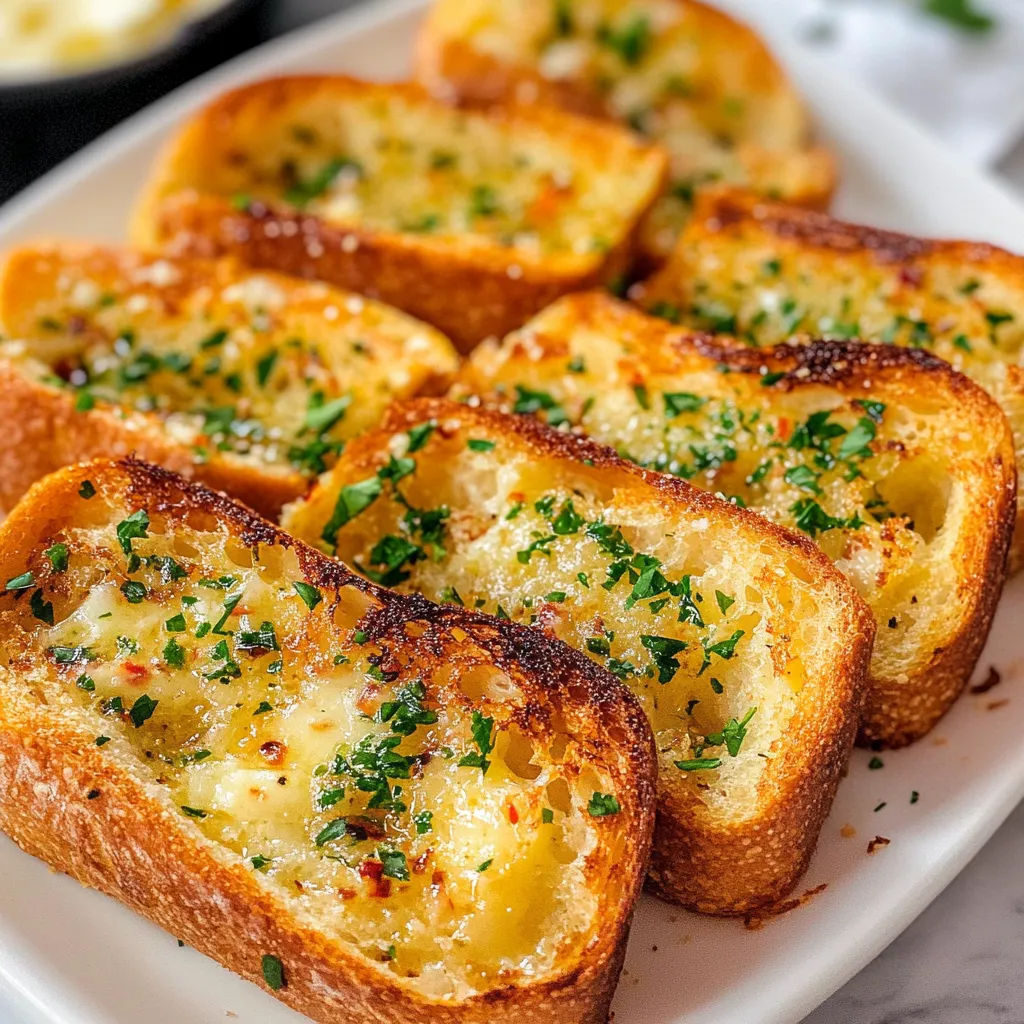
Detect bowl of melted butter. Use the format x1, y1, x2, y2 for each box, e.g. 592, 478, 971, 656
0, 0, 259, 89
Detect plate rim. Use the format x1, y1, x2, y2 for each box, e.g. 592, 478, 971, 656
2, 3, 1024, 1024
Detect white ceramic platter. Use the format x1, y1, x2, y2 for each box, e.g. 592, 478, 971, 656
2, 2, 1024, 1022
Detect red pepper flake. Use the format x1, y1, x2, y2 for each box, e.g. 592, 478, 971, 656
359, 858, 391, 898
987, 699, 1010, 712
899, 266, 924, 288
412, 851, 432, 875
508, 803, 519, 825
258, 740, 287, 766
123, 661, 149, 682
970, 666, 1002, 694
776, 416, 792, 442
867, 835, 891, 855
338, 888, 357, 900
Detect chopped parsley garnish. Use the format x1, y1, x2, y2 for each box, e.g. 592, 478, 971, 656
675, 757, 722, 772
129, 694, 158, 728
120, 581, 147, 604
512, 385, 568, 427
261, 954, 285, 991
29, 589, 54, 625
236, 620, 280, 653
285, 156, 360, 207
293, 581, 323, 611
315, 817, 349, 847
5, 571, 34, 590
467, 438, 496, 452
413, 810, 433, 834
378, 847, 410, 881
587, 792, 621, 817
163, 638, 186, 668
698, 630, 745, 675
640, 634, 688, 684
78, 480, 96, 499
211, 592, 242, 634
663, 392, 707, 417
115, 509, 150, 559
377, 680, 438, 736
597, 14, 652, 65
458, 710, 495, 774
705, 706, 757, 757
407, 421, 436, 453
45, 543, 69, 573
320, 476, 382, 547
304, 394, 352, 435
49, 645, 93, 664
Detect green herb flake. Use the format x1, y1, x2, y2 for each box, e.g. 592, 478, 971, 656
45, 543, 69, 573
120, 580, 147, 604
458, 710, 495, 774
129, 694, 158, 728
293, 581, 323, 611
321, 476, 383, 547
5, 572, 34, 591
163, 638, 186, 668
640, 634, 687, 684
261, 954, 286, 991
663, 392, 706, 417
587, 792, 621, 817
378, 847, 410, 881
675, 757, 722, 772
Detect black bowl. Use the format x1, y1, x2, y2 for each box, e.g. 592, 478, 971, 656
0, 0, 269, 205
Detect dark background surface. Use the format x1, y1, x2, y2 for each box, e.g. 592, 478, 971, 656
0, 0, 358, 208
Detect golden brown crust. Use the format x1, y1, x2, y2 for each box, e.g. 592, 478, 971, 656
456, 292, 1017, 747
131, 75, 667, 353
287, 397, 875, 914
686, 339, 1016, 748
0, 362, 302, 519
414, 0, 837, 267
0, 457, 657, 1023
0, 243, 459, 519
641, 186, 1024, 564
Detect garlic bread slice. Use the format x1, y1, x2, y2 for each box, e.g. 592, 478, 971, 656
283, 398, 873, 914
0, 244, 458, 518
0, 457, 655, 1024
132, 75, 667, 353
640, 187, 1024, 558
455, 292, 1016, 747
415, 0, 835, 265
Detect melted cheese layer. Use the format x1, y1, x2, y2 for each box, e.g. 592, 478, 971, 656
0, 509, 611, 999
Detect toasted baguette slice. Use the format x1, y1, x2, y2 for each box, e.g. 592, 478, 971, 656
283, 398, 873, 913
0, 457, 655, 1024
640, 187, 1024, 558
415, 0, 836, 266
131, 75, 667, 353
455, 292, 1016, 746
0, 243, 458, 518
